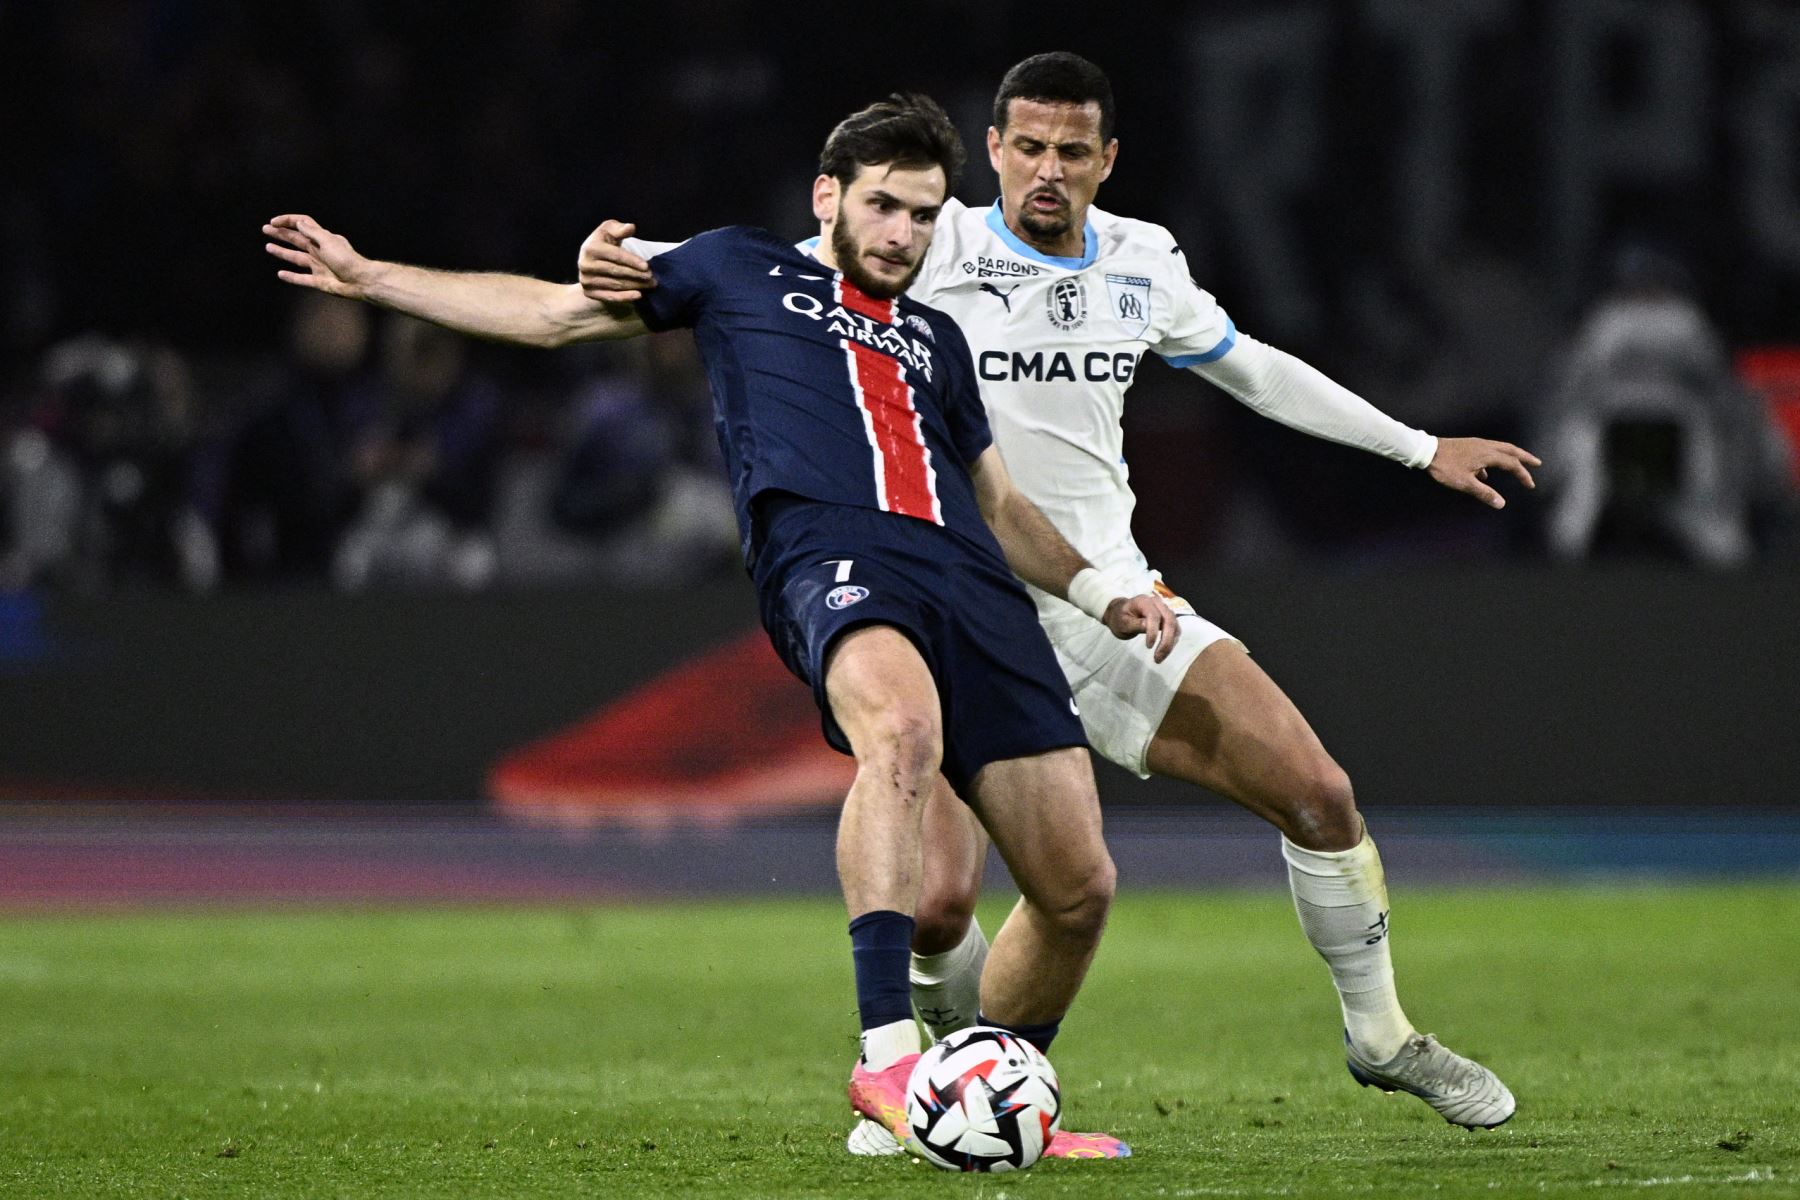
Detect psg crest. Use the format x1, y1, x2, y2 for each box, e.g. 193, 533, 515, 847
1105, 273, 1152, 338
826, 585, 869, 610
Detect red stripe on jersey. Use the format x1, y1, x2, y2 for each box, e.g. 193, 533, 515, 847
835, 276, 896, 324
835, 277, 940, 524
842, 339, 940, 524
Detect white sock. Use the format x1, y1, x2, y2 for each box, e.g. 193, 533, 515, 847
859, 1018, 922, 1071
910, 917, 988, 1040
1282, 828, 1415, 1063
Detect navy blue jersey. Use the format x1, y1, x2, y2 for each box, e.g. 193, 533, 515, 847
634, 226, 995, 563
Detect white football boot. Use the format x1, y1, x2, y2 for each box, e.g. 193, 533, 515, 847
846, 1117, 906, 1156
1345, 1031, 1516, 1129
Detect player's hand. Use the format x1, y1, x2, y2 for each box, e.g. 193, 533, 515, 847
1103, 593, 1180, 662
263, 214, 378, 298
578, 220, 657, 302
1427, 437, 1541, 509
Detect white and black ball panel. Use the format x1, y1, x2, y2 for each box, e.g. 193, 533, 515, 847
905, 1027, 1062, 1172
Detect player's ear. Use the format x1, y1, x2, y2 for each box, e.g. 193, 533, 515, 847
1099, 138, 1118, 184
812, 175, 839, 224
985, 126, 1003, 174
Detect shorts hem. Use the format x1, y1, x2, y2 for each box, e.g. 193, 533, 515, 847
1067, 619, 1244, 778
950, 735, 1090, 797
811, 616, 933, 756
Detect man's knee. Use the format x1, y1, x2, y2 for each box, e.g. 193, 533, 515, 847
1041, 855, 1116, 945
852, 708, 942, 786
913, 886, 979, 956
1287, 758, 1360, 848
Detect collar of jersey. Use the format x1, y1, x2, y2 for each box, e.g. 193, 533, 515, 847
984, 202, 1097, 269
796, 236, 916, 315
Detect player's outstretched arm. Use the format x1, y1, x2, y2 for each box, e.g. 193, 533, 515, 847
1426, 437, 1541, 510
264, 213, 645, 348
1193, 335, 1540, 508
967, 446, 1178, 661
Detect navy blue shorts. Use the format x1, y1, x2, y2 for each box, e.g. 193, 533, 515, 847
750, 495, 1086, 795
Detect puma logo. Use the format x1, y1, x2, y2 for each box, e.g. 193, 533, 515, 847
979, 282, 1019, 312
1364, 910, 1390, 946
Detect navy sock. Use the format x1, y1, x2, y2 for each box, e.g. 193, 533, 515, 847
977, 1010, 1062, 1054
849, 910, 916, 1031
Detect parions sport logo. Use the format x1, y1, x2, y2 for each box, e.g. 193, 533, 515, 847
960, 256, 1044, 279
826, 585, 869, 610
782, 292, 936, 382
1046, 278, 1087, 331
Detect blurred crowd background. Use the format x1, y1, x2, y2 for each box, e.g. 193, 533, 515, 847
5, 0, 1800, 596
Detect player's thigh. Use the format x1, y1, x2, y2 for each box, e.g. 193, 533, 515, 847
1145, 639, 1346, 807
965, 747, 1112, 914
823, 624, 942, 762
1049, 609, 1234, 778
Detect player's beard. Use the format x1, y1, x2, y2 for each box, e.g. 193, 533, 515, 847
1017, 186, 1074, 243
831, 219, 922, 300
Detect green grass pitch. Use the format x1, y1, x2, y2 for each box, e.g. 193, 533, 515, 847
0, 884, 1795, 1198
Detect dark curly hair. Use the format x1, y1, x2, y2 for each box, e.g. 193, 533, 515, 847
818, 92, 967, 197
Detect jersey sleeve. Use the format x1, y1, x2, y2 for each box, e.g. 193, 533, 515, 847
1191, 333, 1436, 468
933, 315, 994, 464
620, 236, 684, 259
633, 228, 730, 332
1150, 246, 1238, 368
915, 196, 967, 290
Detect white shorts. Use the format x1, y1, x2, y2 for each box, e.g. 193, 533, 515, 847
1041, 577, 1242, 778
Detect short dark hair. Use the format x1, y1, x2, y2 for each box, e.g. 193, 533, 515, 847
818, 92, 966, 196
993, 52, 1116, 142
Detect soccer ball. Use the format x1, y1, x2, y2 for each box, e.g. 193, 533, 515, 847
904, 1026, 1062, 1172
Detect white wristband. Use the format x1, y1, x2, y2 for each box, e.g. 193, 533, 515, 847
1066, 567, 1127, 623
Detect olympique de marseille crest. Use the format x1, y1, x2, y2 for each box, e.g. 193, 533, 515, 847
1105, 274, 1152, 338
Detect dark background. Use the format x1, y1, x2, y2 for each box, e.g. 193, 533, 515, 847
3, 0, 1798, 813
9, 0, 1800, 350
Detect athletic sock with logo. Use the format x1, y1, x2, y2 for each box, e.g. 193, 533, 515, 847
1282, 828, 1415, 1063
910, 917, 988, 1041
851, 910, 923, 1070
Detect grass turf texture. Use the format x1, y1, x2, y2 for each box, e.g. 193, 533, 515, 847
0, 885, 1794, 1199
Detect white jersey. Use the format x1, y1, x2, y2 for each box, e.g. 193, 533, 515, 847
906, 200, 1235, 619
905, 198, 1434, 623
